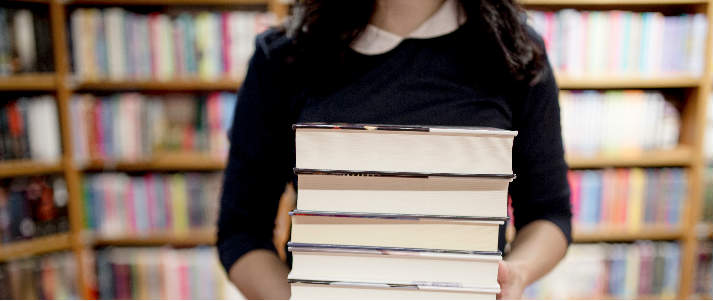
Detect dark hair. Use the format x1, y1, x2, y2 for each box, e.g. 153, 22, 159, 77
283, 0, 546, 86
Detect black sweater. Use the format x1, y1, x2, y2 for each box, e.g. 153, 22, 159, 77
217, 26, 572, 272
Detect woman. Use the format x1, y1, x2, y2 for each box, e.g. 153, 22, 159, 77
217, 0, 572, 299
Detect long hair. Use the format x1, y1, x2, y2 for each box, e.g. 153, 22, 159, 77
283, 0, 546, 86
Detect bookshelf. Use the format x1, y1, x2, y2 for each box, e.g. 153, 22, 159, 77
0, 233, 72, 262
91, 229, 216, 247
0, 160, 64, 178
566, 147, 693, 168
81, 153, 227, 171
555, 75, 702, 89
0, 73, 56, 90
73, 79, 243, 91
0, 0, 709, 299
0, 0, 289, 299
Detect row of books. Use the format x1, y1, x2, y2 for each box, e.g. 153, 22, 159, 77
95, 247, 241, 299
288, 124, 514, 299
70, 93, 236, 163
0, 252, 79, 299
70, 8, 274, 81
0, 96, 61, 162
560, 90, 679, 157
527, 10, 707, 77
82, 173, 221, 237
524, 242, 681, 299
570, 168, 686, 230
0, 176, 68, 243
0, 8, 54, 75
695, 241, 713, 297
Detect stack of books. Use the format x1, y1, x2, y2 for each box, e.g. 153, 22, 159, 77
287, 123, 516, 299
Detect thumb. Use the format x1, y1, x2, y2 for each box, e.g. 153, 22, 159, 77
498, 260, 509, 285
497, 261, 508, 299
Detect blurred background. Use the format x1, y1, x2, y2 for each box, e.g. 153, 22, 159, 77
0, 0, 711, 299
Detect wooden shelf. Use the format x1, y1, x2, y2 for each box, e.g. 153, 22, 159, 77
0, 234, 72, 262
0, 74, 56, 91
567, 147, 692, 169
92, 229, 216, 246
573, 226, 683, 243
0, 160, 64, 178
73, 78, 242, 91
66, 0, 267, 5
6, 0, 52, 4
81, 153, 226, 171
522, 0, 707, 5
556, 75, 701, 89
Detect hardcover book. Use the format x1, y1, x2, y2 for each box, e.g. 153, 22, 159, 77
294, 123, 517, 175
290, 211, 505, 252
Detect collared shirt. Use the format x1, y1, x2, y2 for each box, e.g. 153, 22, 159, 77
351, 0, 466, 55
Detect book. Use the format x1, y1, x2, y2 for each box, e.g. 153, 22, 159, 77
0, 96, 61, 162
569, 168, 686, 230
294, 123, 517, 175
527, 10, 707, 77
290, 211, 504, 252
0, 176, 68, 243
0, 252, 79, 299
83, 172, 221, 237
70, 93, 236, 163
69, 7, 275, 81
95, 247, 243, 300
289, 280, 499, 300
559, 90, 679, 157
288, 243, 501, 288
524, 242, 681, 299
295, 169, 512, 218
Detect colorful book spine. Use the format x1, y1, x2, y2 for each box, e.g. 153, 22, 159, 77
70, 7, 275, 81
569, 168, 686, 230
69, 93, 237, 164
524, 242, 681, 299
82, 173, 222, 237
0, 252, 79, 299
95, 247, 243, 300
560, 90, 679, 157
527, 10, 707, 77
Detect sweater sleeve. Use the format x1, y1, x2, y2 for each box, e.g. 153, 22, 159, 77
508, 57, 573, 244
217, 32, 296, 272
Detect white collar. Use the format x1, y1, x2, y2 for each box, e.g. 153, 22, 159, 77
351, 0, 466, 55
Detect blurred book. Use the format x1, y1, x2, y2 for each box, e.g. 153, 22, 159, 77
70, 7, 275, 81
0, 95, 61, 162
70, 93, 236, 164
527, 10, 707, 77
560, 90, 680, 157
0, 176, 69, 243
569, 168, 686, 230
0, 7, 54, 75
82, 172, 221, 237
0, 252, 79, 299
694, 241, 713, 297
524, 242, 680, 299
95, 247, 243, 299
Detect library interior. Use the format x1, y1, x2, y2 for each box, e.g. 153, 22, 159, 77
0, 0, 712, 299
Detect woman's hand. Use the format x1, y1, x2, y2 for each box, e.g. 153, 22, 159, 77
497, 260, 527, 299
